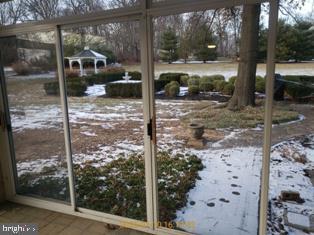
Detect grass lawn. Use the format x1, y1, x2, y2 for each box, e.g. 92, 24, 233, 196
181, 102, 300, 129
125, 62, 314, 78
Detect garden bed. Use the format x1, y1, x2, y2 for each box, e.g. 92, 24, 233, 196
182, 102, 300, 129
17, 152, 204, 222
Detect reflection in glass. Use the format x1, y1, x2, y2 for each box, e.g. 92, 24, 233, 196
0, 33, 70, 202
62, 21, 147, 220
268, 74, 314, 234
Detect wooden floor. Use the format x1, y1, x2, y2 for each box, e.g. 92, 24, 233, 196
0, 202, 149, 235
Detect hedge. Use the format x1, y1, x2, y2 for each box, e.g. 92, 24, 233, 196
159, 73, 189, 84
88, 71, 125, 85
128, 71, 142, 80
228, 76, 237, 85
213, 80, 228, 92
44, 78, 87, 96
44, 82, 59, 95
284, 75, 314, 100
188, 77, 200, 86
188, 85, 199, 95
255, 76, 266, 93
199, 76, 215, 92
228, 75, 266, 93
105, 79, 171, 98
106, 82, 142, 98
202, 74, 225, 83
180, 75, 190, 87
165, 81, 180, 97
222, 83, 235, 95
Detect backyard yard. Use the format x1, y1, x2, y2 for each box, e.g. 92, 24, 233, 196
3, 62, 314, 235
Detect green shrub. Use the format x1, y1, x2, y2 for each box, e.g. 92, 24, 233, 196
284, 75, 314, 100
190, 75, 201, 80
44, 78, 87, 96
255, 76, 266, 93
100, 67, 125, 73
228, 76, 237, 85
18, 151, 203, 222
128, 71, 142, 80
106, 82, 142, 98
213, 80, 228, 92
67, 80, 87, 96
84, 76, 95, 86
159, 73, 188, 84
188, 85, 199, 95
207, 74, 225, 82
165, 81, 180, 97
155, 80, 169, 92
199, 76, 215, 92
228, 76, 266, 93
222, 83, 235, 95
188, 77, 200, 86
43, 81, 59, 95
199, 82, 214, 92
89, 71, 125, 84
180, 75, 190, 87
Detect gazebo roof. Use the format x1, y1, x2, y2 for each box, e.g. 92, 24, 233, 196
68, 46, 107, 59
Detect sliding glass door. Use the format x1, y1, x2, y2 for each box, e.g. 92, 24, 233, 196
0, 33, 70, 202
61, 20, 147, 221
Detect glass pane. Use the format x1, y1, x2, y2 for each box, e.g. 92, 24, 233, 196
267, 25, 314, 234
62, 21, 146, 220
0, 33, 70, 202
0, 0, 140, 26
153, 8, 266, 234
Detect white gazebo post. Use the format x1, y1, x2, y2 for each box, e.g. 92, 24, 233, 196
94, 59, 98, 74
69, 60, 73, 71
78, 59, 83, 77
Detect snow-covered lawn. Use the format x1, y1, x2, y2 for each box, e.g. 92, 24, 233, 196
176, 136, 314, 235
7, 85, 314, 235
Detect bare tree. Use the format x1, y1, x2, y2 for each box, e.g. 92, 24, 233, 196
0, 0, 26, 25
63, 0, 104, 15
24, 0, 60, 20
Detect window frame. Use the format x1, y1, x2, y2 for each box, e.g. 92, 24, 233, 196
0, 0, 279, 234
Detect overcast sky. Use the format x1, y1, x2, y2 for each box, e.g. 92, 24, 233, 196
295, 0, 314, 18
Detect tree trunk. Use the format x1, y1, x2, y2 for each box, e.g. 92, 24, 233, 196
228, 4, 261, 110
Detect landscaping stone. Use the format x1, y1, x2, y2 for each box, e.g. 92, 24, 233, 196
279, 190, 304, 203
284, 209, 314, 233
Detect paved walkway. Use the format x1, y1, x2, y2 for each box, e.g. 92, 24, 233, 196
0, 202, 149, 235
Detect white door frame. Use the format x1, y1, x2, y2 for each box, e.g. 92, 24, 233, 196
0, 0, 278, 234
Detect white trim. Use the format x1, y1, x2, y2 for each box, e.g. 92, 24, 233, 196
259, 1, 279, 234
55, 26, 77, 210
0, 0, 279, 234
0, 53, 16, 200
9, 195, 155, 234
0, 0, 268, 37
140, 0, 155, 230
0, 6, 142, 37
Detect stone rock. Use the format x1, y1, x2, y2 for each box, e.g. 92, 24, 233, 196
279, 190, 304, 204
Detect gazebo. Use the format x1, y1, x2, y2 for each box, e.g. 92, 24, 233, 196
66, 46, 107, 76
